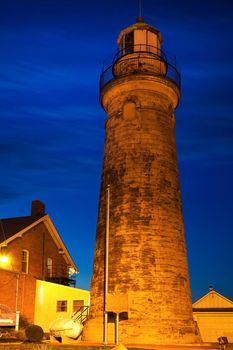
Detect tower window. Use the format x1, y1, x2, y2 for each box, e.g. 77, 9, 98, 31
22, 250, 29, 273
124, 32, 134, 53
123, 101, 136, 120
57, 300, 67, 312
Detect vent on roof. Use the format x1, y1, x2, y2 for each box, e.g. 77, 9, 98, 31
31, 200, 45, 217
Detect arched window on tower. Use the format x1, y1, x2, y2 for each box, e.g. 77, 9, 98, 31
123, 101, 137, 120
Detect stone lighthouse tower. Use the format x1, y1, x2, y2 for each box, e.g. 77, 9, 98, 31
83, 18, 201, 344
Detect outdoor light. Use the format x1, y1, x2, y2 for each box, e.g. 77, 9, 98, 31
0, 243, 10, 266
68, 267, 76, 276
0, 255, 9, 265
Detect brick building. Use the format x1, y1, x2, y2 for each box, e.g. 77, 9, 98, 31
0, 200, 78, 324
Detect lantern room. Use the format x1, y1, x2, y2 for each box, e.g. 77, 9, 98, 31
99, 18, 180, 94
112, 18, 167, 78
117, 17, 163, 55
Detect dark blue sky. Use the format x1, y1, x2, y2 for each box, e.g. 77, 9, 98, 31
0, 0, 233, 302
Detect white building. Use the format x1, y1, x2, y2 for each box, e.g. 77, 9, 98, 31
193, 290, 233, 342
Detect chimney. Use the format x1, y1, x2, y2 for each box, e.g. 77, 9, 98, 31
31, 200, 45, 217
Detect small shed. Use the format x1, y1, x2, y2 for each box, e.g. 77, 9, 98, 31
193, 290, 233, 342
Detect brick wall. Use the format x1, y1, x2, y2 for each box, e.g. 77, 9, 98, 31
83, 71, 201, 343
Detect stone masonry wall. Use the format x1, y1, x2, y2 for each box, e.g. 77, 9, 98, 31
83, 74, 201, 344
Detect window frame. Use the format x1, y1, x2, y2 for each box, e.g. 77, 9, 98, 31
56, 300, 67, 312
73, 299, 84, 312
21, 249, 29, 274
47, 257, 53, 277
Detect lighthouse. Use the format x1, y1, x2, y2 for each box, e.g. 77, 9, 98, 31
83, 17, 201, 344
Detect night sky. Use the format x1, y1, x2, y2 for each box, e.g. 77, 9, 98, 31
0, 0, 233, 302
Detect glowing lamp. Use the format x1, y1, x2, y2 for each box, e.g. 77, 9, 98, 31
0, 255, 9, 264
68, 267, 76, 276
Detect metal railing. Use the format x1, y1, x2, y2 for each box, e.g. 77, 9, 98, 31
45, 264, 76, 287
100, 44, 180, 91
113, 44, 168, 63
72, 305, 89, 324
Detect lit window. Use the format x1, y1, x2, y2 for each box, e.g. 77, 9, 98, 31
22, 250, 29, 273
47, 257, 52, 277
57, 300, 67, 312
73, 300, 84, 312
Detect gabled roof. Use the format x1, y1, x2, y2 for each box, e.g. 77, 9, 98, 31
0, 202, 78, 273
193, 290, 233, 309
0, 215, 44, 243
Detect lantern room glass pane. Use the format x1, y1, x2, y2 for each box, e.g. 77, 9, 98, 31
124, 31, 134, 53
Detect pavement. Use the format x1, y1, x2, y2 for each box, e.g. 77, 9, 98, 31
0, 342, 225, 350
1, 342, 232, 350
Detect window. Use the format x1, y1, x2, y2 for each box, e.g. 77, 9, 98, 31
125, 31, 134, 51
73, 300, 84, 312
22, 250, 29, 273
47, 257, 52, 277
123, 101, 136, 120
121, 31, 134, 54
56, 300, 67, 312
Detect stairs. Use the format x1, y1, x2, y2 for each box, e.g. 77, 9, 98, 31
72, 305, 89, 324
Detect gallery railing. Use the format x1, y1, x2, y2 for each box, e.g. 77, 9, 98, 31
100, 44, 180, 91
